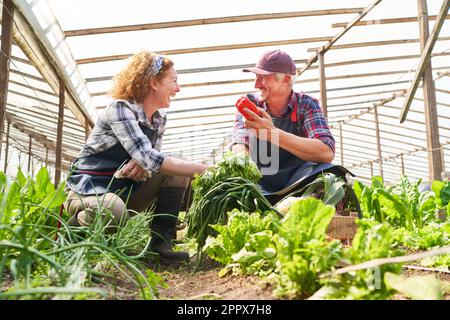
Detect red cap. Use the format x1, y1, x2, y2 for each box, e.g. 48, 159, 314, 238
243, 50, 297, 76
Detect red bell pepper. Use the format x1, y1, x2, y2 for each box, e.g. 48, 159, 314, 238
235, 96, 260, 120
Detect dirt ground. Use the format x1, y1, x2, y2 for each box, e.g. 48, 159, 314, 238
2, 261, 449, 300
154, 259, 276, 300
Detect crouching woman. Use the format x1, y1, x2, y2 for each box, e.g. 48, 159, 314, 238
65, 51, 209, 264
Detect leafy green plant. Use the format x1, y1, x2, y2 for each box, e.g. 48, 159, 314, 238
432, 180, 450, 208
279, 173, 361, 216
187, 153, 277, 263
0, 167, 163, 300
204, 209, 279, 276
273, 198, 342, 298
384, 272, 442, 300
354, 176, 438, 230
316, 219, 401, 300
190, 152, 262, 203
393, 222, 450, 250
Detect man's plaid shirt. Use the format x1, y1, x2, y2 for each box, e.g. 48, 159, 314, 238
79, 99, 167, 173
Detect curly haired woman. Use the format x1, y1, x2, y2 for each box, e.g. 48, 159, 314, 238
66, 51, 209, 264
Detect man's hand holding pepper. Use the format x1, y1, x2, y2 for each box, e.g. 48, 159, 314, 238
242, 107, 278, 141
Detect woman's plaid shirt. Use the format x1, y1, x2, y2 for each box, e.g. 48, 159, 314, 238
79, 99, 167, 173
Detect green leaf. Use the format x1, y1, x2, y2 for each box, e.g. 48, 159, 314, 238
441, 182, 450, 207
384, 272, 442, 300
40, 185, 67, 209
35, 167, 50, 194
431, 180, 444, 207
0, 172, 7, 189
372, 176, 384, 189
284, 198, 335, 241
16, 168, 27, 187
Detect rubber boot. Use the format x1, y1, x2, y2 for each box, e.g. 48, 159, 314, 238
149, 187, 189, 264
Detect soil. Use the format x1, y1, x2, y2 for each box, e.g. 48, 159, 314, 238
2, 262, 449, 300
154, 257, 276, 300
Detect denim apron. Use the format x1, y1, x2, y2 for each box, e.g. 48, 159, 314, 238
67, 124, 157, 200
247, 93, 353, 203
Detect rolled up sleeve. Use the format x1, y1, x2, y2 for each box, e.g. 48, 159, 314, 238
302, 97, 335, 153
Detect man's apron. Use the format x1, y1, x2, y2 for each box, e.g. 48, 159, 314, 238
67, 124, 157, 200
248, 93, 353, 204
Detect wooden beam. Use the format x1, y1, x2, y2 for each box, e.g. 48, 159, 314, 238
400, 153, 405, 176
54, 77, 65, 186
399, 0, 450, 123
76, 36, 333, 64
87, 58, 309, 83
332, 14, 450, 28
0, 0, 14, 159
318, 52, 328, 118
373, 105, 383, 179
9, 69, 46, 83
307, 36, 450, 52
180, 67, 447, 89
94, 79, 412, 104
417, 0, 445, 182
299, 0, 382, 76
3, 120, 10, 172
370, 161, 374, 177
9, 79, 58, 97
64, 8, 364, 37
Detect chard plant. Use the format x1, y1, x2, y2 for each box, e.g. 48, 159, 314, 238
353, 176, 438, 230
432, 179, 450, 218
273, 198, 342, 298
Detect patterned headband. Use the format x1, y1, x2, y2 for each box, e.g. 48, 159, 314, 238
151, 55, 164, 76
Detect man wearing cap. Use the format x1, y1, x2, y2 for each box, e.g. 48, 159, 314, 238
231, 50, 350, 203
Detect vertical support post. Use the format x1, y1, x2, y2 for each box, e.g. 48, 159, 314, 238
4, 121, 10, 172
45, 147, 49, 168
370, 161, 374, 178
318, 52, 328, 118
0, 0, 14, 157
339, 124, 344, 166
28, 136, 32, 174
400, 153, 405, 176
54, 76, 65, 186
418, 0, 443, 182
373, 104, 383, 179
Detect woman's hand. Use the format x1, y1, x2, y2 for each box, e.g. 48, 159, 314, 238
120, 160, 150, 181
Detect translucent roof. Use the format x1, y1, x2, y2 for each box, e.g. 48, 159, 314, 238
1, 0, 449, 184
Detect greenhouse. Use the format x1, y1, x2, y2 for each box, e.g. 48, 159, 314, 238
1, 0, 450, 301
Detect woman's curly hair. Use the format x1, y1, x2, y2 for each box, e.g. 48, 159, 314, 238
109, 50, 174, 103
